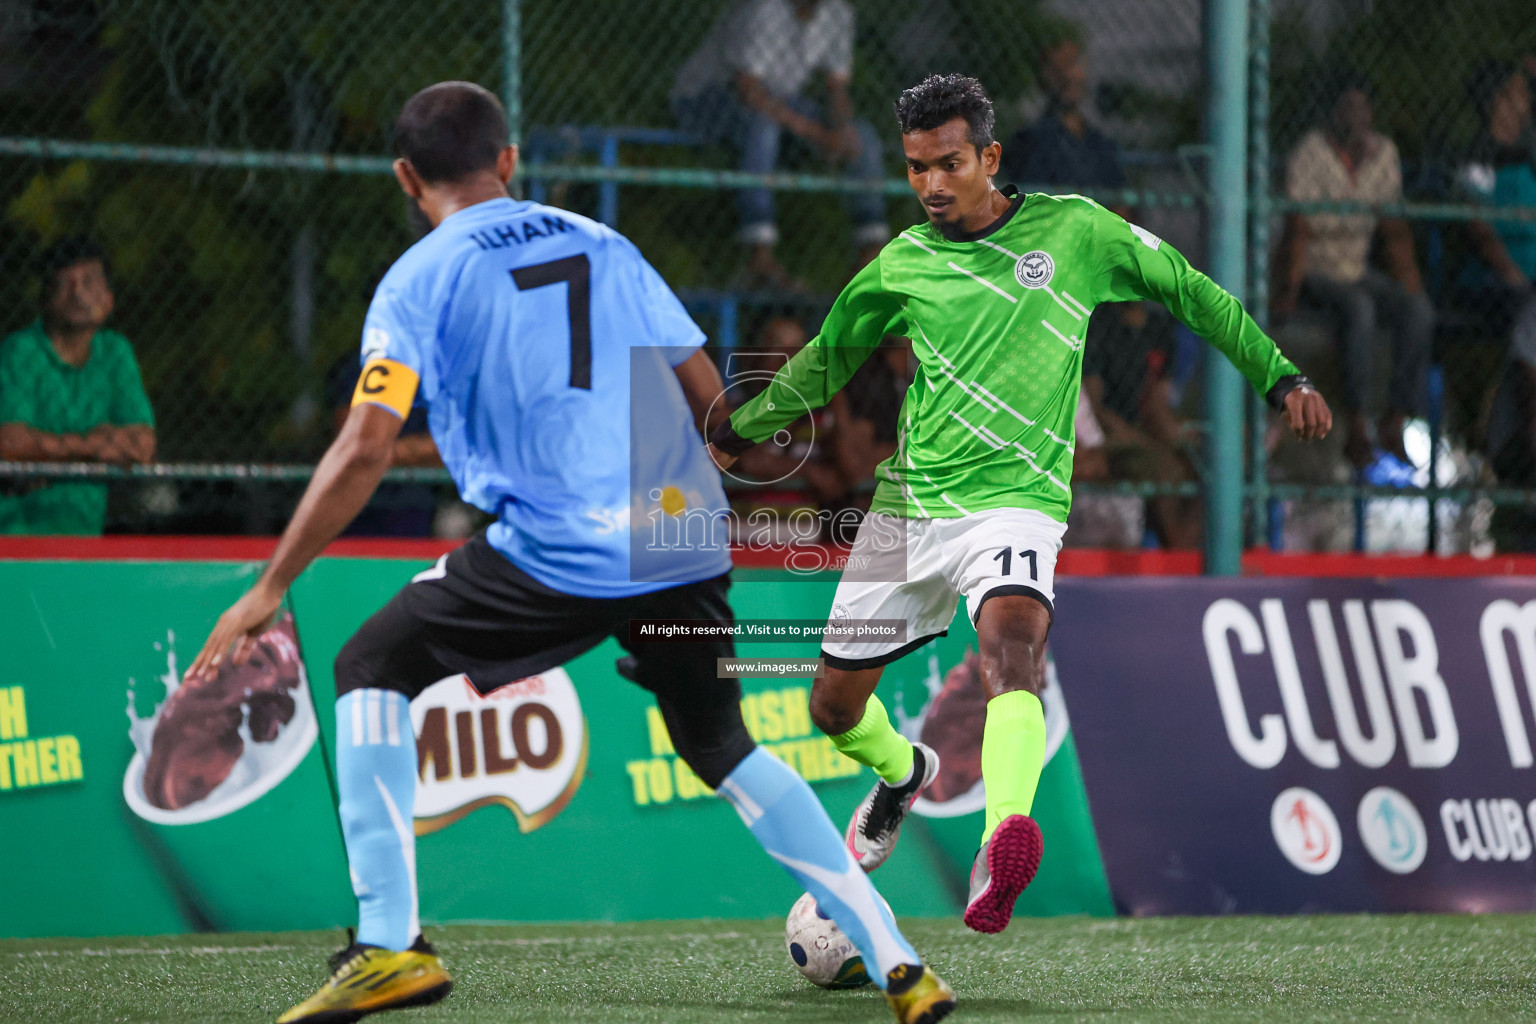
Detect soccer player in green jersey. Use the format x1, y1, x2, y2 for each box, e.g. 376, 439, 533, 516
708, 74, 1332, 933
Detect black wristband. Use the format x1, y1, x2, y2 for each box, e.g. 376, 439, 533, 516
708, 420, 757, 457
1266, 373, 1314, 411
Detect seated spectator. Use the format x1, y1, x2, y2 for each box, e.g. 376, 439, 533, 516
1458, 60, 1536, 551
1273, 72, 1434, 468
0, 237, 155, 534
1001, 34, 1124, 198
1081, 308, 1201, 549
323, 350, 442, 537
1002, 35, 1196, 546
1486, 302, 1536, 550
670, 0, 888, 288
1457, 60, 1535, 329
1065, 391, 1144, 548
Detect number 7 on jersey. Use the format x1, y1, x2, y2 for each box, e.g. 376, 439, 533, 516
512, 254, 592, 390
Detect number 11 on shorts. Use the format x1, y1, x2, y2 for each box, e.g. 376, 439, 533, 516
993, 547, 1038, 581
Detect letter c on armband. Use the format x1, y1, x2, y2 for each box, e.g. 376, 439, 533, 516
351, 358, 420, 419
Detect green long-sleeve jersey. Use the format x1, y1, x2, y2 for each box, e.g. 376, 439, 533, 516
718, 191, 1300, 522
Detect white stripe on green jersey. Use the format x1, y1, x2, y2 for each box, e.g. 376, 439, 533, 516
725, 191, 1300, 522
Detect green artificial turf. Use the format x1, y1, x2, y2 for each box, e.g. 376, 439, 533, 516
4, 915, 1536, 1023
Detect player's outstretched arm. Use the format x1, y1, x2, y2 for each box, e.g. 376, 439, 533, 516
1090, 202, 1333, 442
708, 257, 901, 464
186, 403, 403, 680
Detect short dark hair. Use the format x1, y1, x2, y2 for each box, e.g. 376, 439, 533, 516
393, 81, 509, 184
895, 74, 996, 150
39, 236, 110, 300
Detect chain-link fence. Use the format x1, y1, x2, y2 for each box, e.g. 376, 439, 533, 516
0, 0, 1532, 553
1257, 0, 1536, 554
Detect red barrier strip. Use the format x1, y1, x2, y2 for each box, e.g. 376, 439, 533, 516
0, 536, 460, 562
1241, 551, 1536, 578
1, 535, 1533, 577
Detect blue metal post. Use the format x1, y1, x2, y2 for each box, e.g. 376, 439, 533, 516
502, 0, 522, 199
1427, 365, 1445, 555
599, 133, 620, 226
1249, 0, 1277, 550
719, 294, 739, 355
1204, 0, 1249, 576
502, 0, 521, 146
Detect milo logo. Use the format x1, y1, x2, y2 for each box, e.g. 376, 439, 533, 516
412, 669, 587, 835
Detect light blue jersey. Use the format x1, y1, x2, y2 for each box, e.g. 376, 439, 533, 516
358, 197, 730, 597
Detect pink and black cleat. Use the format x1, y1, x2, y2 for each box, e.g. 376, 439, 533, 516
963, 813, 1044, 934
844, 742, 940, 872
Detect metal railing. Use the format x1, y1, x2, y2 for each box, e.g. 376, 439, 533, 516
0, 0, 1531, 561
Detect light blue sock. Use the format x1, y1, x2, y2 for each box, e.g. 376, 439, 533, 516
336, 689, 418, 950
718, 747, 919, 989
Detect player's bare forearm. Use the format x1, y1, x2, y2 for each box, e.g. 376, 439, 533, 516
187, 403, 401, 680
261, 405, 401, 594
673, 349, 730, 437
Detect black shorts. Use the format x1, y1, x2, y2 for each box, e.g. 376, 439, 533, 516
335, 532, 733, 697
334, 535, 752, 785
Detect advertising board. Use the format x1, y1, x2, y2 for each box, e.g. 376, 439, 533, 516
1052, 578, 1536, 914
0, 555, 1111, 937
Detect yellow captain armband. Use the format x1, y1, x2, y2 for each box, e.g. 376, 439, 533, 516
351, 358, 420, 419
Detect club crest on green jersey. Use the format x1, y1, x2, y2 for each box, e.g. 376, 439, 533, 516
1014, 250, 1055, 289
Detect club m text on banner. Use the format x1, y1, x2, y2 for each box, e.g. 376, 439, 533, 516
1051, 577, 1536, 915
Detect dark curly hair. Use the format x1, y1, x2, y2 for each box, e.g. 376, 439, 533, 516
894, 74, 996, 150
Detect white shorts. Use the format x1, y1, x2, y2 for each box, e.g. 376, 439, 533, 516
820, 507, 1066, 669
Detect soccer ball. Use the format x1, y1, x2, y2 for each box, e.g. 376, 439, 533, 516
784, 892, 873, 989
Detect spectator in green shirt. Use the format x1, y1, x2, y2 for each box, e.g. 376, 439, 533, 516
0, 237, 156, 534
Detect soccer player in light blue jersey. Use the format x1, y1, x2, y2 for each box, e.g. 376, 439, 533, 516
187, 82, 953, 1024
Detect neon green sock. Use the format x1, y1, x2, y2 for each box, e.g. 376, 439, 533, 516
828, 695, 914, 785
980, 689, 1047, 844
